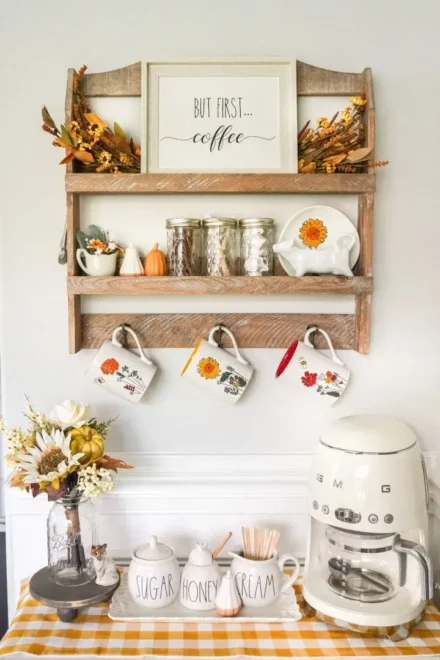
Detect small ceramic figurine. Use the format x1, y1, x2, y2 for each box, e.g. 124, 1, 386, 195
91, 544, 119, 587
273, 235, 355, 277
180, 542, 222, 611
120, 244, 144, 277
215, 570, 242, 617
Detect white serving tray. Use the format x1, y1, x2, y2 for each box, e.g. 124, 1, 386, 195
109, 574, 302, 622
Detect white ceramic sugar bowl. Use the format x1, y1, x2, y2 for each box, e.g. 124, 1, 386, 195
128, 536, 180, 609
180, 542, 222, 611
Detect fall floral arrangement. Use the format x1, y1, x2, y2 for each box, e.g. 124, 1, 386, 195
298, 95, 388, 174
76, 225, 122, 256
2, 398, 132, 501
41, 65, 141, 173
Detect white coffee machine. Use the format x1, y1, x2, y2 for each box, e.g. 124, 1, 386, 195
303, 415, 433, 632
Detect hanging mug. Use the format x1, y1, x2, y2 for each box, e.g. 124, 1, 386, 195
76, 249, 117, 276
86, 326, 157, 403
182, 325, 253, 403
275, 326, 350, 406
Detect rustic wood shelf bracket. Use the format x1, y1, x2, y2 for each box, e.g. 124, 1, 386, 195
65, 61, 375, 355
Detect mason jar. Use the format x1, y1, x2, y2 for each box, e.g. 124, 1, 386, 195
202, 217, 238, 276
239, 218, 275, 276
47, 495, 97, 587
166, 218, 201, 276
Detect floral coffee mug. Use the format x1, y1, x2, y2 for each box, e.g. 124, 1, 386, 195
86, 326, 157, 404
182, 325, 253, 404
275, 326, 350, 406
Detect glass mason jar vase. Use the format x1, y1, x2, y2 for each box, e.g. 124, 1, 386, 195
239, 218, 275, 276
166, 218, 201, 276
47, 495, 97, 586
202, 217, 238, 276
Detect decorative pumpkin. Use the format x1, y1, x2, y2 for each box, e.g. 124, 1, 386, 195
144, 243, 167, 276
70, 427, 105, 465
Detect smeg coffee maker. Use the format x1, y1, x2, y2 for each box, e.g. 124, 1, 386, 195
303, 415, 433, 635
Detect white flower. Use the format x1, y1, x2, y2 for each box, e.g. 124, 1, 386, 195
49, 400, 90, 430
77, 464, 114, 498
13, 429, 84, 486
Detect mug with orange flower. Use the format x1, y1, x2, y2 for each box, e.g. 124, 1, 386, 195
275, 326, 350, 406
86, 326, 157, 404
182, 325, 253, 404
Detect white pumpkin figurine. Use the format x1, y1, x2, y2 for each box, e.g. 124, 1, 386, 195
215, 570, 242, 617
120, 244, 144, 277
180, 542, 222, 611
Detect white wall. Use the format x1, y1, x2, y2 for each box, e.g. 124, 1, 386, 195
1, 0, 440, 611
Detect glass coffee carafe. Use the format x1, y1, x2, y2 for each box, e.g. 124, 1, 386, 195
324, 524, 432, 604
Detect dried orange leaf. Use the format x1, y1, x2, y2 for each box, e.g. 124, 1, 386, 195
299, 162, 316, 174
346, 147, 372, 163
59, 150, 75, 165
73, 149, 95, 163
84, 113, 107, 128
95, 454, 134, 472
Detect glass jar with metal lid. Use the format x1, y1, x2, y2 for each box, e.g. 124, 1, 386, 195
202, 217, 238, 276
239, 218, 275, 276
166, 218, 201, 276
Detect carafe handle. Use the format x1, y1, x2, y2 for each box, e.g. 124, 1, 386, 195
393, 535, 433, 601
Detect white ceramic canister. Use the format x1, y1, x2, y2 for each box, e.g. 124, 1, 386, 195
180, 542, 222, 611
128, 536, 180, 609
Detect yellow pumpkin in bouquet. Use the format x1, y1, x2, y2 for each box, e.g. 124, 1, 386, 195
70, 426, 104, 465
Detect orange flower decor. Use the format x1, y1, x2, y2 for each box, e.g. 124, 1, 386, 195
325, 371, 338, 384
197, 357, 220, 380
101, 358, 120, 376
299, 218, 328, 249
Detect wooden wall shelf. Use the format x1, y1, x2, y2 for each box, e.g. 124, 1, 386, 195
82, 313, 355, 350
65, 173, 375, 195
68, 275, 373, 296
65, 60, 375, 355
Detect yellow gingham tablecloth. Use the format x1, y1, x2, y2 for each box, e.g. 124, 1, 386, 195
1, 580, 440, 658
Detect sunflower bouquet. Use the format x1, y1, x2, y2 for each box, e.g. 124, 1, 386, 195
41, 65, 141, 173
2, 398, 132, 501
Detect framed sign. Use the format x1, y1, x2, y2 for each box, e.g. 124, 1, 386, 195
141, 59, 297, 173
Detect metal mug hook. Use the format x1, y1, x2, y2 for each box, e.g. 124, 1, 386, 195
213, 323, 226, 348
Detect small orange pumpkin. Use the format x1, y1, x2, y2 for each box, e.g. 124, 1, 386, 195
144, 243, 168, 276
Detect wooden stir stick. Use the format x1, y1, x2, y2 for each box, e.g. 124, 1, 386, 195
212, 532, 233, 559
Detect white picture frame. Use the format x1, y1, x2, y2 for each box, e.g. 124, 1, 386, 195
141, 59, 297, 173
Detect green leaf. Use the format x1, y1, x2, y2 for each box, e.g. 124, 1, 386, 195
114, 122, 126, 139
87, 225, 108, 243
220, 371, 232, 383
42, 105, 56, 129
326, 391, 340, 397
76, 230, 88, 248
60, 124, 73, 146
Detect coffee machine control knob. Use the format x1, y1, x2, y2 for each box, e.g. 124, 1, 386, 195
335, 508, 361, 524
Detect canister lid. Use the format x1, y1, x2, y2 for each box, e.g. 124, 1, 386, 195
202, 217, 237, 228
188, 542, 213, 566
239, 218, 275, 228
166, 218, 201, 228
134, 536, 173, 561
320, 415, 417, 454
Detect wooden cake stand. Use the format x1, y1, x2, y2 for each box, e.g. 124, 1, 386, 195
30, 567, 120, 622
